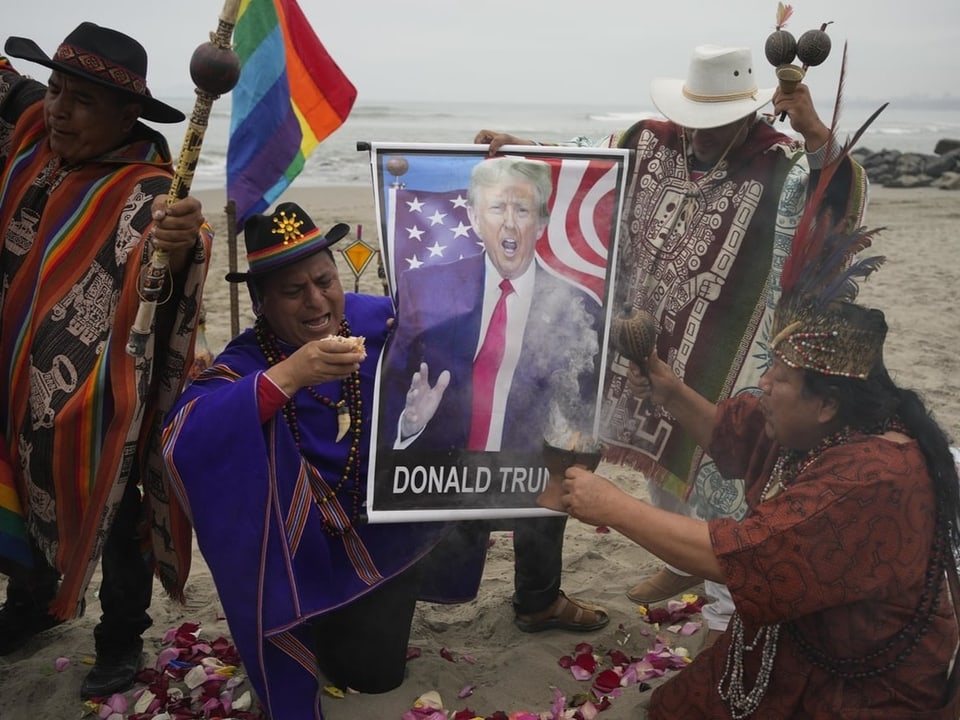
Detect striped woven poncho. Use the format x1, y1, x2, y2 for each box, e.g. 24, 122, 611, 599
0, 72, 211, 618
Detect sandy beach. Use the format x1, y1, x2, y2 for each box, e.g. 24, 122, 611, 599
0, 183, 957, 720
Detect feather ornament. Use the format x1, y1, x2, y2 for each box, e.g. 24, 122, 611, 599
779, 40, 889, 309
775, 2, 794, 29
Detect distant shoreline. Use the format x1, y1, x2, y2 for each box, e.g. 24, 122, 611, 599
157, 94, 960, 112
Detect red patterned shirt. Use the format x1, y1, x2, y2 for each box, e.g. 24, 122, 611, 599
650, 393, 959, 719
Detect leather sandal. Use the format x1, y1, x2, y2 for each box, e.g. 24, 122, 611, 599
514, 590, 609, 633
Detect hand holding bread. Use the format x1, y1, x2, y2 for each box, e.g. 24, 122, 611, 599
265, 334, 367, 396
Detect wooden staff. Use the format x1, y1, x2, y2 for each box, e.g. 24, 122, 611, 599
126, 0, 242, 356
226, 199, 240, 338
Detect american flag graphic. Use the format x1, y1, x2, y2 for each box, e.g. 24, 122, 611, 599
387, 155, 621, 304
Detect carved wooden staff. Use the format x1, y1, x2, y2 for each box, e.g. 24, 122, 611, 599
126, 0, 242, 356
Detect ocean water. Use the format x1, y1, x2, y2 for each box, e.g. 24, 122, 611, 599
157, 98, 960, 193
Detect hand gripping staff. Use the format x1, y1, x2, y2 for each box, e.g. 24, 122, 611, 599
126, 0, 242, 356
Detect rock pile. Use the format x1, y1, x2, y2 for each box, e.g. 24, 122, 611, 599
852, 139, 960, 189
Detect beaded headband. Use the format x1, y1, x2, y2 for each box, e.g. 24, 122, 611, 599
769, 298, 886, 379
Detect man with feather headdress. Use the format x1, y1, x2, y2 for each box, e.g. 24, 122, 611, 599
550, 126, 960, 717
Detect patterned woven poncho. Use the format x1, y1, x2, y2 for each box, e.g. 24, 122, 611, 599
597, 118, 867, 511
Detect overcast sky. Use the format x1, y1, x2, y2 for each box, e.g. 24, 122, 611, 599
7, 0, 958, 107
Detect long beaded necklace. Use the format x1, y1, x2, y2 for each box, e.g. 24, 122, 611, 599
255, 316, 364, 535
717, 615, 780, 719
717, 428, 854, 716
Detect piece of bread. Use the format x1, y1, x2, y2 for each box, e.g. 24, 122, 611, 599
322, 333, 366, 359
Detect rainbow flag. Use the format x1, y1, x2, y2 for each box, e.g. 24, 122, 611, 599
227, 0, 357, 227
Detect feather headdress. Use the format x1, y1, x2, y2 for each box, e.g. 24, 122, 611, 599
770, 42, 890, 379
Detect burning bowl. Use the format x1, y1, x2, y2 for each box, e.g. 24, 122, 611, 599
538, 437, 604, 511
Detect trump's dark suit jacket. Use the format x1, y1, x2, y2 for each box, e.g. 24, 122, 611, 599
380, 253, 602, 453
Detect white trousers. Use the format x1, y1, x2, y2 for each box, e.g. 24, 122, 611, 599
647, 479, 733, 632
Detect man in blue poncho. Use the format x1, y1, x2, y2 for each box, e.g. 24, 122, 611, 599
163, 201, 484, 719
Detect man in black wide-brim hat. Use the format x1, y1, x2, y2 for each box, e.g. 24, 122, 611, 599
0, 22, 211, 699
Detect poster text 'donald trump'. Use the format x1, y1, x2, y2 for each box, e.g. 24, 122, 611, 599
364, 143, 630, 522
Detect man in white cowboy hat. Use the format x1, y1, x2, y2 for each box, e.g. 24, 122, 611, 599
475, 43, 868, 646
0, 22, 211, 698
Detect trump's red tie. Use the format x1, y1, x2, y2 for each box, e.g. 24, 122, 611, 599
468, 278, 514, 450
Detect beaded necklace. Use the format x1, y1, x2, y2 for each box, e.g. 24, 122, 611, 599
254, 316, 364, 535
760, 426, 853, 502
717, 615, 780, 719
761, 418, 910, 502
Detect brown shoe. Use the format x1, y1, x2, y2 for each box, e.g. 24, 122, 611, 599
626, 567, 703, 604
514, 590, 609, 633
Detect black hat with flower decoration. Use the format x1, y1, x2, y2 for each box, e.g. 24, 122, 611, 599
225, 202, 349, 283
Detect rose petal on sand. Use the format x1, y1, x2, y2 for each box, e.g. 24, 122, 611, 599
451, 711, 483, 720
133, 689, 155, 714
550, 686, 566, 716
412, 690, 444, 710
573, 651, 596, 674
183, 664, 208, 689
578, 701, 600, 720
457, 684, 475, 698
105, 694, 127, 713
570, 664, 594, 681
155, 647, 181, 670
403, 690, 449, 720
592, 668, 621, 694
54, 656, 71, 672
232, 690, 252, 710
607, 649, 630, 667
324, 686, 345, 698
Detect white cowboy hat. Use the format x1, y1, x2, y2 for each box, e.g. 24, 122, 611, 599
649, 45, 775, 130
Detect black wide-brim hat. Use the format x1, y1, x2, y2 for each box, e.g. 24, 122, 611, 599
4, 22, 184, 124
225, 201, 350, 283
